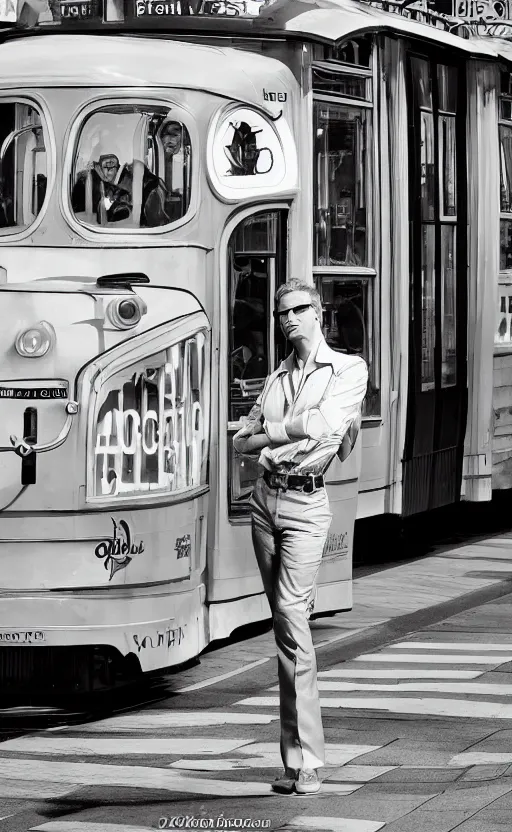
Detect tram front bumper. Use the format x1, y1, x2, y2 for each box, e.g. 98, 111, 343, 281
0, 584, 207, 685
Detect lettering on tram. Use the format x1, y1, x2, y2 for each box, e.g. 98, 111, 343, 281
71, 105, 191, 229
0, 385, 67, 399
175, 534, 191, 559
93, 331, 208, 499
263, 90, 287, 103
323, 531, 349, 557
454, 0, 512, 20
133, 624, 185, 653
0, 631, 45, 644
60, 0, 95, 18
94, 518, 145, 579
134, 0, 265, 16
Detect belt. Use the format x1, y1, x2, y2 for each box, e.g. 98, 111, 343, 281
263, 469, 324, 493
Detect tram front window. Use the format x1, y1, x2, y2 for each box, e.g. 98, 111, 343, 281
71, 104, 191, 230
0, 101, 47, 234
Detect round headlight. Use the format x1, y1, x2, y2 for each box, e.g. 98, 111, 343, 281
15, 321, 55, 358
106, 296, 145, 330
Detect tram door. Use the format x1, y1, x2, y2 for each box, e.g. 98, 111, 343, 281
402, 54, 468, 516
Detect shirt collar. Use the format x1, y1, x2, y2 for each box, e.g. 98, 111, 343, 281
277, 336, 334, 376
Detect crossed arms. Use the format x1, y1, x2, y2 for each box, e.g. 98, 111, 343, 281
233, 357, 368, 456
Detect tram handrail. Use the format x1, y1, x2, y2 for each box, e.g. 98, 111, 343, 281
0, 401, 79, 457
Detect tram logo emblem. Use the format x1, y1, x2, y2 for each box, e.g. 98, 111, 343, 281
94, 518, 145, 579
175, 534, 191, 559
224, 120, 274, 176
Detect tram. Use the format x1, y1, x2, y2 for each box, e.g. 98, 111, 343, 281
0, 0, 510, 690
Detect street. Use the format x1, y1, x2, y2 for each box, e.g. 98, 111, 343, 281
1, 532, 512, 831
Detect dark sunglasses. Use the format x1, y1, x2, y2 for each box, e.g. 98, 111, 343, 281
273, 303, 312, 321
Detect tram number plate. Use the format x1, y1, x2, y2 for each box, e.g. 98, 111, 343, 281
60, 0, 95, 17
0, 386, 68, 400
0, 631, 46, 644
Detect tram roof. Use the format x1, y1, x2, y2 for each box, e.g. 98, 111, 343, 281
0, 0, 508, 65
258, 0, 499, 57
0, 33, 294, 93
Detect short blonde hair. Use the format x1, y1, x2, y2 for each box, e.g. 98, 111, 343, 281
275, 279, 323, 319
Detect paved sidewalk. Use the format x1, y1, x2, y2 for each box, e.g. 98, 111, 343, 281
170, 530, 512, 690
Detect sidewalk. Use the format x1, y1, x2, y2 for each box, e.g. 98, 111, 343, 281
173, 530, 512, 691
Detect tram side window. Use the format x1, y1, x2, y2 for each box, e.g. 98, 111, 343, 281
500, 123, 512, 271
71, 104, 191, 230
228, 211, 286, 515
314, 102, 370, 267
498, 78, 512, 345
0, 102, 47, 233
316, 276, 379, 416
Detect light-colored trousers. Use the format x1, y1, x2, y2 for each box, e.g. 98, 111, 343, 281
250, 476, 332, 773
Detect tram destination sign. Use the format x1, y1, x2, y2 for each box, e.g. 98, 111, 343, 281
134, 1, 266, 18
0, 384, 68, 399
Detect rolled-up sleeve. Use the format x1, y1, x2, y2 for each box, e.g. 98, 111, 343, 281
263, 419, 289, 445
233, 396, 264, 455
285, 357, 368, 442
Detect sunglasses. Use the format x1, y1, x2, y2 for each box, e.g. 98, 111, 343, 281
274, 303, 313, 321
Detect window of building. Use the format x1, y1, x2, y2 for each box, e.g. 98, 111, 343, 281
228, 210, 287, 516
0, 100, 48, 234
71, 103, 191, 230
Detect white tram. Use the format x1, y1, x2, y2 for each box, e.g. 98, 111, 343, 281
0, 0, 510, 690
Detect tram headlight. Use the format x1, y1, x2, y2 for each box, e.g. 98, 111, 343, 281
106, 296, 147, 330
15, 321, 55, 358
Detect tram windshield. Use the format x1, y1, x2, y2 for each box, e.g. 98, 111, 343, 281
71, 103, 192, 230
0, 101, 47, 234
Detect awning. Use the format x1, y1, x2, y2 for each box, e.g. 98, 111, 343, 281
258, 0, 500, 58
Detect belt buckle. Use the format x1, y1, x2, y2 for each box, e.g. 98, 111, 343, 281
272, 472, 288, 491
303, 473, 317, 494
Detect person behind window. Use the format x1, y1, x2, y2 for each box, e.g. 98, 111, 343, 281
72, 147, 180, 228
71, 153, 132, 224
154, 119, 190, 224
160, 120, 183, 157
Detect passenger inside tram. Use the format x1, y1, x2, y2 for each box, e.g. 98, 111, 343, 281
71, 112, 191, 228
71, 152, 176, 227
